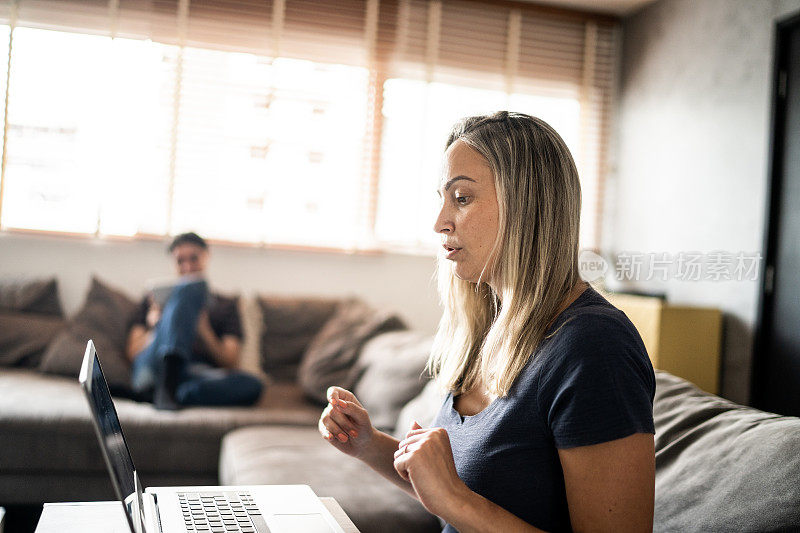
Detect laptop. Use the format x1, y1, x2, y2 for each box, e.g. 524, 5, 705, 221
79, 339, 346, 533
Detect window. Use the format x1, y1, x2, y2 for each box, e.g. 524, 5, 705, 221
0, 0, 619, 252
170, 52, 369, 247
376, 80, 580, 249
1, 28, 173, 236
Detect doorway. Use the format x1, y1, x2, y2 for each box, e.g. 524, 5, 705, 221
752, 10, 800, 416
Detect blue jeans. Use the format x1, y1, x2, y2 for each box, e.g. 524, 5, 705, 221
130, 279, 262, 407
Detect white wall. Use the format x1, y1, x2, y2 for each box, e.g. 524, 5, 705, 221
606, 0, 800, 403
0, 231, 443, 334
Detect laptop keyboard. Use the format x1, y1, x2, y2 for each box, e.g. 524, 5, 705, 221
178, 491, 270, 533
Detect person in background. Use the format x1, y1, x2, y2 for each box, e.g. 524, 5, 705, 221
318, 112, 655, 532
125, 232, 263, 410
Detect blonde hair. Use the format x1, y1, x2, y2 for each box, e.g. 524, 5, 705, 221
427, 111, 582, 397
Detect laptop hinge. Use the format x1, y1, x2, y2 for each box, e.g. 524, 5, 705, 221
144, 492, 162, 533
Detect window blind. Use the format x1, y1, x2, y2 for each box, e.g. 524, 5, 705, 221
0, 0, 619, 252
376, 0, 618, 249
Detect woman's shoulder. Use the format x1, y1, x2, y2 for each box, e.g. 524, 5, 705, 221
517, 288, 656, 447
526, 286, 654, 389
549, 287, 644, 352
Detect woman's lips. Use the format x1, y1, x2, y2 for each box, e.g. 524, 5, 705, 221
443, 244, 462, 259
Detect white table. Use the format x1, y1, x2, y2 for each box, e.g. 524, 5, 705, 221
35, 498, 359, 533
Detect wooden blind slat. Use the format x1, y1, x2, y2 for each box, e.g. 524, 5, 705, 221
2, 0, 620, 250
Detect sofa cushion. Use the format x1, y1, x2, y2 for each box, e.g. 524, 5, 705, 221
220, 425, 440, 533
257, 295, 340, 381
38, 276, 138, 393
393, 379, 446, 440
0, 276, 63, 317
653, 370, 800, 532
0, 311, 65, 367
353, 331, 433, 432
299, 299, 406, 404
0, 368, 321, 488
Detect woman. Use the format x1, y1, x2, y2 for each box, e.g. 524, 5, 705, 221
319, 112, 656, 532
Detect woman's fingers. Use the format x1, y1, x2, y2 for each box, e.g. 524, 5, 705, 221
394, 433, 427, 459
321, 387, 374, 447
318, 418, 338, 441
327, 386, 340, 403
331, 398, 369, 426
326, 386, 364, 409
326, 404, 360, 440
318, 406, 349, 443
394, 426, 439, 482
393, 452, 411, 482
397, 424, 433, 450
396, 427, 451, 461
402, 427, 429, 439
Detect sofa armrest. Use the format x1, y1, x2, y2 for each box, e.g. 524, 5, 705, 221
653, 370, 800, 532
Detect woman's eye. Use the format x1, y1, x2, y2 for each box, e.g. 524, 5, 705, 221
455, 195, 470, 205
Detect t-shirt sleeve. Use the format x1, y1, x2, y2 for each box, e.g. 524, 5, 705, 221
215, 296, 243, 340
130, 296, 150, 329
536, 314, 656, 449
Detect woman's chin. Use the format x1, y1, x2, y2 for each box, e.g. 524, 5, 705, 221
452, 266, 479, 284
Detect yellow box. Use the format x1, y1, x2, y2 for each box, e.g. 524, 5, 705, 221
603, 291, 723, 395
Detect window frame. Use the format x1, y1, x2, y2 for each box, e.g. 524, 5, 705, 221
0, 0, 619, 255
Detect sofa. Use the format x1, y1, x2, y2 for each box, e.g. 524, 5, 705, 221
2, 276, 800, 532
0, 275, 441, 530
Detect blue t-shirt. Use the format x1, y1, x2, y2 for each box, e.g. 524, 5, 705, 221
432, 286, 655, 532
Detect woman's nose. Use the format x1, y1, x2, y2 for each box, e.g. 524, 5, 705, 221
433, 204, 454, 234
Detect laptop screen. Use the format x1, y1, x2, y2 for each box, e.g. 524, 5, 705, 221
80, 340, 144, 533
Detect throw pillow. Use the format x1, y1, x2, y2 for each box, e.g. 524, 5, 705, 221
298, 298, 406, 404
237, 295, 269, 382
0, 311, 66, 367
257, 295, 340, 381
393, 380, 446, 440
353, 331, 434, 432
0, 277, 63, 317
39, 276, 138, 393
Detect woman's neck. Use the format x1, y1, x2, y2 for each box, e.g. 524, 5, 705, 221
545, 280, 589, 331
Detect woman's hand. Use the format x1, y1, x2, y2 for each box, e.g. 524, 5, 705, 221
318, 386, 376, 460
393, 421, 469, 518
